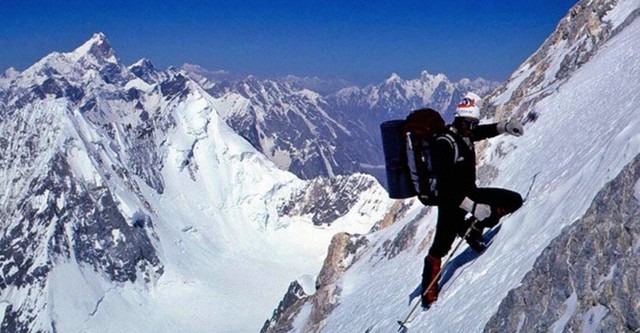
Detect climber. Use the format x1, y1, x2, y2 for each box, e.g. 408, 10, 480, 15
409, 92, 524, 308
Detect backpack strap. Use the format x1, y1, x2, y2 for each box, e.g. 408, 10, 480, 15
406, 132, 427, 195
436, 133, 459, 165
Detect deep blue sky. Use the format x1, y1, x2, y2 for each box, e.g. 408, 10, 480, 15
1, 0, 577, 84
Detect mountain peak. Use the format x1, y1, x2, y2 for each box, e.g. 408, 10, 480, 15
385, 73, 402, 83
129, 58, 160, 84
69, 32, 117, 64
130, 58, 155, 70
2, 67, 20, 80
91, 32, 107, 42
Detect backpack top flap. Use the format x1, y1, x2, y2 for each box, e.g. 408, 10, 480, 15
403, 108, 446, 138
403, 108, 451, 205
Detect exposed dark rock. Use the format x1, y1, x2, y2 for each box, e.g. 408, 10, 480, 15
279, 174, 380, 226
261, 281, 309, 333
484, 153, 640, 332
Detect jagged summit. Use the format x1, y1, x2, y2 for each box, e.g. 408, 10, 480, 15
325, 70, 499, 127
9, 32, 126, 94
129, 58, 162, 85
418, 69, 447, 81
385, 72, 403, 83
68, 32, 118, 64
130, 58, 154, 68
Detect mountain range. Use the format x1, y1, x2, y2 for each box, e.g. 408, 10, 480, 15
182, 64, 500, 186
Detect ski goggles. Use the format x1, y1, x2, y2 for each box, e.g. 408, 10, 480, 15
460, 118, 479, 129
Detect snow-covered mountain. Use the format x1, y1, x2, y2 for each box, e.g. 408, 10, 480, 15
181, 63, 237, 87
0, 33, 395, 332
323, 72, 498, 184
182, 67, 499, 187
263, 1, 640, 332
327, 71, 499, 124
190, 76, 379, 181
277, 75, 353, 96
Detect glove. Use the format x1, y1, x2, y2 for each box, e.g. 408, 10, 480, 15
498, 121, 524, 137
459, 197, 492, 221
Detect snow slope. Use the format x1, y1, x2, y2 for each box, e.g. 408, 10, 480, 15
288, 7, 640, 333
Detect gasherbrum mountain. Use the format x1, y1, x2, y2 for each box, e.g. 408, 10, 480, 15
0, 34, 396, 332
183, 65, 499, 186
262, 0, 640, 332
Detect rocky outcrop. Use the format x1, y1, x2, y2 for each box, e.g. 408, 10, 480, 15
278, 174, 385, 226
484, 153, 640, 332
369, 199, 415, 232
374, 205, 430, 260
262, 232, 369, 333
305, 232, 368, 333
486, 0, 640, 123
261, 281, 310, 333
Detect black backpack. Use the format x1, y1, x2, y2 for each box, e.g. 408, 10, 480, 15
381, 108, 453, 204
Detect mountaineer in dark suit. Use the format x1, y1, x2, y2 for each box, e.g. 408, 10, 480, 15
408, 92, 524, 308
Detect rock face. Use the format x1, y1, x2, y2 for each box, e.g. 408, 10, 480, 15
278, 174, 385, 226
261, 232, 370, 333
261, 199, 424, 333
374, 206, 430, 260
260, 280, 309, 333
305, 233, 369, 333
483, 153, 640, 332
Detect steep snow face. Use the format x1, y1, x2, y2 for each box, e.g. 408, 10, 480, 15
486, 0, 640, 123
0, 34, 395, 333
188, 75, 381, 182
263, 3, 640, 333
484, 148, 640, 333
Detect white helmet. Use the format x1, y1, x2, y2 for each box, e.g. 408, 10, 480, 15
455, 92, 482, 119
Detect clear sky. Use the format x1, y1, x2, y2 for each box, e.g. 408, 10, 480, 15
1, 0, 577, 84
